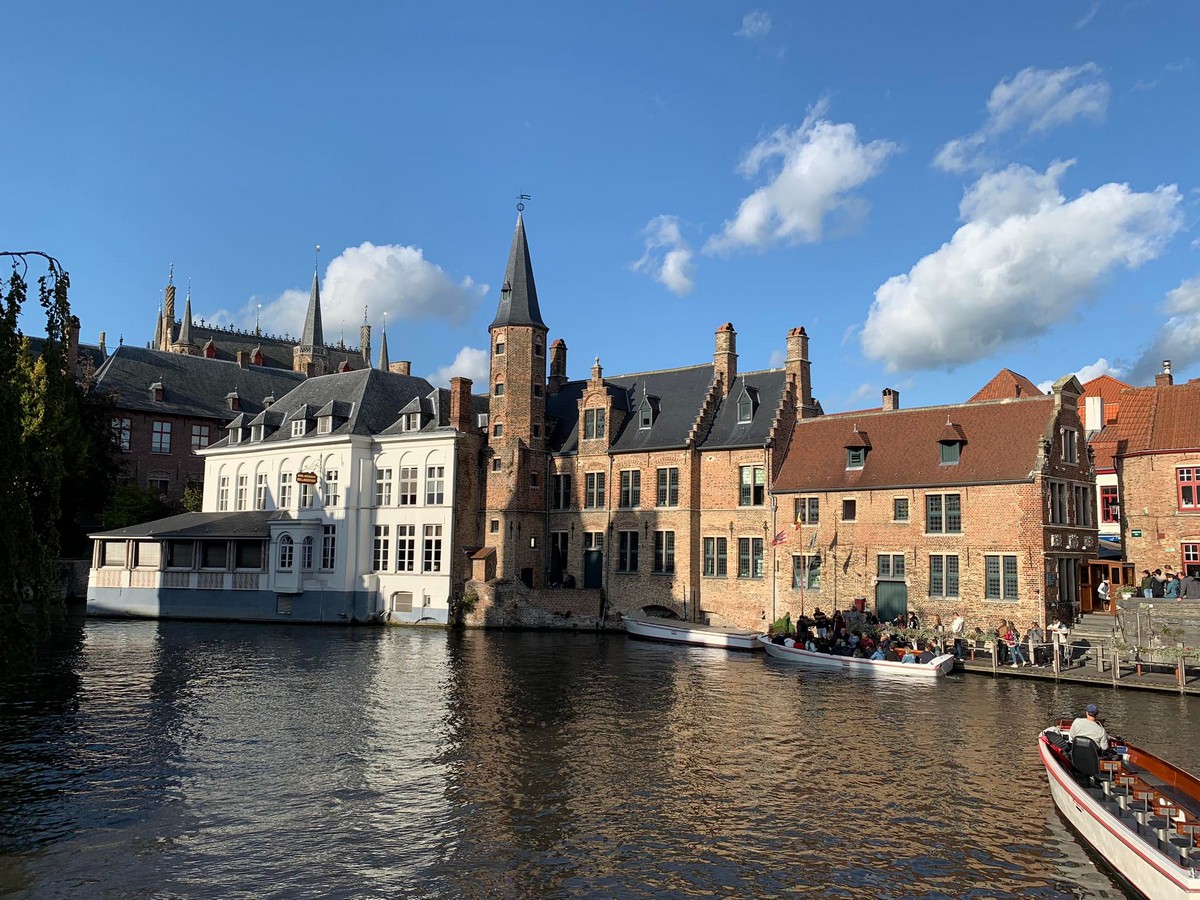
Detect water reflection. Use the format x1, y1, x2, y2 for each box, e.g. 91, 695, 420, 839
1, 621, 1198, 898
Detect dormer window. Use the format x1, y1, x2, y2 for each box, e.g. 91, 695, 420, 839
639, 400, 654, 430
150, 381, 164, 402
845, 426, 870, 470
317, 416, 332, 435
226, 391, 240, 412
292, 420, 307, 438
404, 413, 420, 432
264, 395, 275, 408
584, 408, 606, 440
252, 424, 264, 442
938, 420, 966, 466
737, 393, 753, 424
228, 427, 242, 445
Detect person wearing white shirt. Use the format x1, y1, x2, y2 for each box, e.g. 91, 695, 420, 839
1068, 703, 1110, 751
1096, 577, 1110, 611
950, 613, 965, 660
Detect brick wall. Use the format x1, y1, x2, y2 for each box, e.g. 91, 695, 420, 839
463, 579, 605, 629
1119, 451, 1200, 577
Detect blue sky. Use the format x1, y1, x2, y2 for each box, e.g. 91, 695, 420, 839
5, 1, 1199, 410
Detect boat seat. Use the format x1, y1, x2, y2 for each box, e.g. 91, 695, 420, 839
1071, 736, 1102, 784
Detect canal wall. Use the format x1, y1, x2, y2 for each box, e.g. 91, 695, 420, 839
463, 579, 605, 630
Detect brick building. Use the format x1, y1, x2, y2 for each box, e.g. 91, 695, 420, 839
95, 346, 306, 502
771, 375, 1095, 628
479, 212, 819, 626
1112, 361, 1200, 579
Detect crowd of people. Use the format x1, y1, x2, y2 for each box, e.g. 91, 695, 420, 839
764, 608, 945, 664
764, 608, 1079, 668
1126, 568, 1200, 600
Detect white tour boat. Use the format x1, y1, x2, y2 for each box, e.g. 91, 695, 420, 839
621, 613, 764, 651
757, 636, 956, 677
1040, 722, 1200, 898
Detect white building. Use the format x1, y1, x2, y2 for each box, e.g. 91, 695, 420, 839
87, 367, 485, 624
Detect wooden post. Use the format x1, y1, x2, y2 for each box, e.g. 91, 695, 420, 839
1113, 651, 1119, 683
1053, 632, 1061, 677
990, 641, 997, 676
1097, 645, 1105, 673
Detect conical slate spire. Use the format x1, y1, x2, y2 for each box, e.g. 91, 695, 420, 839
302, 270, 324, 347
489, 212, 546, 330
177, 290, 194, 346
378, 326, 390, 370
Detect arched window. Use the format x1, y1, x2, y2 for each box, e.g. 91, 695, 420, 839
278, 534, 294, 571
301, 536, 314, 570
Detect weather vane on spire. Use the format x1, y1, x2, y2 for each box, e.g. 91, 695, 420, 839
516, 192, 531, 212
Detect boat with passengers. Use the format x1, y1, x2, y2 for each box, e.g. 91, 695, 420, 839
757, 636, 955, 678
1040, 720, 1200, 898
621, 613, 764, 651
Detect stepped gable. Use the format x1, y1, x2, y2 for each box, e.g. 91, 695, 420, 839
93, 345, 304, 419
968, 368, 1043, 402
545, 379, 626, 454
704, 369, 787, 449
235, 367, 437, 446
775, 395, 1058, 492
1112, 379, 1200, 453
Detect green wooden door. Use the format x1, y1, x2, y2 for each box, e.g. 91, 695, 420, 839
875, 581, 908, 624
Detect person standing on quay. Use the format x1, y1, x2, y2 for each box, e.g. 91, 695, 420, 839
1096, 576, 1110, 611
950, 611, 966, 660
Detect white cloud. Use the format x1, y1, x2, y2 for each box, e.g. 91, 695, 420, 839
934, 64, 1110, 173
1036, 358, 1123, 393
849, 383, 874, 401
861, 161, 1183, 372
735, 10, 771, 40
768, 348, 786, 368
704, 101, 897, 253
1129, 276, 1200, 383
1075, 0, 1101, 29
631, 215, 695, 296
427, 346, 489, 388
205, 242, 488, 341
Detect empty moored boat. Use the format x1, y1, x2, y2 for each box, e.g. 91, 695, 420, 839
1040, 721, 1200, 898
621, 613, 764, 651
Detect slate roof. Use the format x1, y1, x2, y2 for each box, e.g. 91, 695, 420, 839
90, 510, 285, 539
968, 368, 1043, 402
546, 365, 786, 455
94, 346, 305, 420
214, 366, 440, 447
1111, 379, 1200, 454
489, 212, 546, 330
774, 395, 1058, 492
26, 336, 108, 376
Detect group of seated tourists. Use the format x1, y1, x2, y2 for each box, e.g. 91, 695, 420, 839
766, 609, 943, 663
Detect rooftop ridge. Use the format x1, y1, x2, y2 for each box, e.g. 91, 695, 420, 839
814, 393, 1053, 420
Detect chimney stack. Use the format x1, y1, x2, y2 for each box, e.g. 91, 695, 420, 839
881, 388, 899, 411
98, 331, 107, 355
714, 323, 737, 396
67, 315, 81, 368
785, 326, 814, 416
1156, 359, 1174, 387
236, 351, 248, 368
548, 338, 568, 394
450, 377, 473, 432
389, 361, 411, 376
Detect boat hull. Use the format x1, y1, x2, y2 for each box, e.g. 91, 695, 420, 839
621, 615, 763, 651
758, 637, 955, 677
1039, 737, 1200, 899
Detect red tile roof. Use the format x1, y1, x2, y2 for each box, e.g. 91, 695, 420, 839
1080, 374, 1130, 425
968, 368, 1044, 403
1113, 380, 1200, 454
775, 395, 1058, 492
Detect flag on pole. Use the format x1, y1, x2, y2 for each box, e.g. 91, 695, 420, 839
770, 530, 787, 547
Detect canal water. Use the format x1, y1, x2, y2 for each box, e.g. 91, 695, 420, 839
2, 622, 1198, 899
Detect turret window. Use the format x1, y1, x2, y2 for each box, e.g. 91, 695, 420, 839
495, 341, 505, 355
534, 342, 543, 357
493, 423, 504, 438
494, 383, 505, 396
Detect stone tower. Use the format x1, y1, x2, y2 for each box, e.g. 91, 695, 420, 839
293, 267, 330, 376
484, 212, 549, 587
171, 287, 199, 356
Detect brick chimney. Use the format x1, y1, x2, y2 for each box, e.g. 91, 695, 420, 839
389, 361, 411, 376
67, 315, 80, 368
1084, 395, 1105, 432
450, 376, 473, 432
236, 351, 248, 368
714, 323, 737, 396
785, 326, 814, 416
1156, 359, 1174, 387
882, 388, 899, 411
548, 338, 568, 394
98, 331, 107, 355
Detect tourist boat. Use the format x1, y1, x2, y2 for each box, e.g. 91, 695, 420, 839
1039, 722, 1200, 898
757, 636, 956, 677
621, 613, 764, 651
